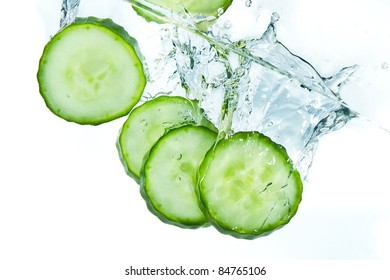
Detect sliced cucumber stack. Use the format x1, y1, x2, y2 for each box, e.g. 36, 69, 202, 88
132, 0, 233, 26
35, 10, 305, 239
37, 17, 146, 125
118, 95, 216, 181
197, 132, 303, 239
141, 125, 217, 228
118, 96, 303, 237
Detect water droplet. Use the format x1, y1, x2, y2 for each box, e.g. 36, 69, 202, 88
172, 152, 182, 160
245, 95, 253, 103
222, 20, 232, 29
217, 8, 224, 17
245, 0, 252, 7
140, 119, 148, 126
267, 158, 276, 165
381, 62, 388, 69
162, 121, 173, 129
271, 12, 280, 23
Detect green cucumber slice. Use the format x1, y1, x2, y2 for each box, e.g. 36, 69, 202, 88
141, 125, 217, 228
198, 132, 303, 239
37, 17, 146, 125
132, 0, 233, 25
118, 95, 216, 181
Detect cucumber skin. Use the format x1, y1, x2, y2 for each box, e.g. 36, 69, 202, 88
37, 17, 146, 125
139, 125, 217, 229
197, 131, 303, 239
132, 0, 233, 26
139, 183, 211, 230
72, 17, 145, 66
117, 95, 217, 183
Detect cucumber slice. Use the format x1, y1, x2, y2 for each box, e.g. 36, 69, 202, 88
132, 0, 233, 25
198, 132, 303, 239
141, 125, 217, 228
37, 17, 146, 125
118, 95, 216, 181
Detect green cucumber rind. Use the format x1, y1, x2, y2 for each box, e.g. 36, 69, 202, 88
197, 131, 303, 239
139, 125, 217, 229
132, 0, 234, 26
116, 130, 139, 182
37, 17, 146, 125
117, 95, 217, 182
72, 17, 146, 65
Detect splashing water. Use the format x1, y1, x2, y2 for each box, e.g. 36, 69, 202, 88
61, 0, 361, 178
60, 0, 80, 28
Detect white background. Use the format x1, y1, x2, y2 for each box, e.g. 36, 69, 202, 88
1, 0, 390, 279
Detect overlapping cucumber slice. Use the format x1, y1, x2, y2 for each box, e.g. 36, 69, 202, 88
197, 132, 303, 239
37, 17, 146, 125
117, 95, 216, 181
141, 125, 217, 228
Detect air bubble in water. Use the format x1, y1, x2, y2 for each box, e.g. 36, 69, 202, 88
223, 20, 232, 30
172, 152, 183, 160
140, 119, 148, 126
245, 0, 253, 7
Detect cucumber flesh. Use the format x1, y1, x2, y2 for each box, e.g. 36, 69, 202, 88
118, 95, 216, 181
37, 17, 146, 125
198, 132, 303, 239
141, 125, 217, 227
132, 0, 233, 25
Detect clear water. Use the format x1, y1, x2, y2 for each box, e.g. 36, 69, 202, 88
60, 0, 80, 28
60, 0, 360, 178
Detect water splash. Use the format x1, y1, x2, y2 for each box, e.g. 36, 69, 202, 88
124, 1, 359, 177
61, 0, 360, 178
60, 0, 80, 28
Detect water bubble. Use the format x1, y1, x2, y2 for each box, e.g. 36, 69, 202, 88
172, 152, 183, 160
245, 0, 252, 7
162, 121, 173, 129
217, 8, 225, 17
245, 95, 253, 103
140, 119, 148, 126
381, 62, 388, 70
222, 20, 232, 30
